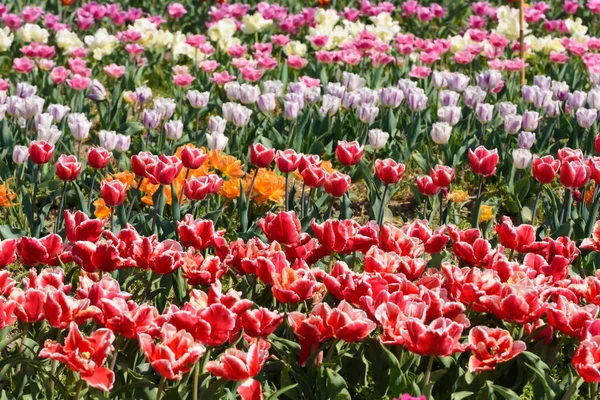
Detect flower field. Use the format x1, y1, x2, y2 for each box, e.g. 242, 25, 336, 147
4, 0, 600, 399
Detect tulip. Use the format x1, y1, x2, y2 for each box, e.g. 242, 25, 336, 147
518, 131, 535, 149
328, 300, 376, 342
406, 88, 428, 111
164, 120, 183, 141
463, 86, 486, 109
512, 149, 532, 169
439, 90, 460, 107
181, 147, 207, 170
284, 100, 300, 120
154, 98, 176, 120
375, 159, 406, 184
29, 140, 54, 165
401, 317, 467, 356
177, 215, 218, 251
437, 106, 461, 126
206, 131, 229, 151
430, 122, 452, 145
0, 239, 16, 269
498, 102, 517, 118
359, 103, 379, 123
183, 176, 212, 201
504, 114, 522, 135
186, 90, 209, 109
239, 84, 260, 105
320, 94, 341, 117
135, 86, 152, 104
468, 146, 499, 177
39, 322, 115, 391
545, 100, 561, 118
100, 180, 127, 207
475, 103, 494, 124
257, 93, 277, 113
467, 326, 526, 372
64, 210, 104, 244
67, 113, 91, 146
577, 108, 598, 129
560, 159, 591, 189
336, 141, 364, 167
447, 73, 470, 92
568, 90, 587, 109
15, 234, 67, 267
12, 145, 29, 164
34, 113, 52, 131
56, 154, 81, 181
379, 86, 404, 108
98, 130, 117, 151
37, 125, 62, 145
147, 155, 183, 186
142, 109, 161, 130
301, 165, 326, 188
87, 79, 107, 101
324, 172, 351, 198
208, 115, 227, 134
430, 165, 454, 188
533, 155, 560, 183
573, 337, 600, 382
522, 110, 540, 132
114, 134, 131, 153
250, 143, 275, 168
417, 175, 440, 196
368, 129, 389, 150
432, 70, 448, 89
258, 211, 301, 245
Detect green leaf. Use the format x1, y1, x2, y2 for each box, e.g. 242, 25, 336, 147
490, 384, 520, 400
268, 383, 299, 400
451, 391, 474, 400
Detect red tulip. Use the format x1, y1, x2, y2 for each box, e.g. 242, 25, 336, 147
184, 176, 212, 201
10, 288, 46, 323
71, 241, 136, 273
480, 285, 547, 324
301, 165, 326, 188
327, 300, 376, 342
0, 297, 16, 329
56, 154, 82, 181
237, 379, 263, 400
375, 158, 406, 184
400, 317, 467, 356
311, 219, 378, 254
336, 140, 364, 166
257, 211, 301, 245
323, 171, 351, 197
379, 223, 424, 257
468, 146, 499, 177
178, 215, 221, 251
131, 151, 158, 177
16, 234, 69, 267
582, 221, 600, 252
239, 308, 284, 338
100, 180, 127, 206
442, 263, 502, 313
275, 149, 301, 173
182, 251, 227, 285
206, 339, 268, 381
250, 143, 275, 168
23, 267, 71, 293
596, 133, 600, 154
288, 303, 334, 366
297, 154, 322, 173
467, 326, 526, 372
206, 173, 224, 194
532, 155, 560, 184
147, 154, 183, 185
560, 159, 591, 188
0, 239, 17, 269
101, 297, 159, 338
139, 323, 205, 380
573, 337, 600, 382
546, 295, 599, 339
43, 290, 101, 329
0, 270, 15, 296
589, 157, 600, 183
402, 220, 449, 254
77, 274, 131, 308
39, 322, 115, 391
272, 267, 322, 303
64, 210, 105, 244
430, 165, 454, 187
181, 146, 208, 170
29, 140, 55, 164
87, 147, 112, 169
557, 147, 584, 162
416, 175, 440, 196
495, 216, 545, 253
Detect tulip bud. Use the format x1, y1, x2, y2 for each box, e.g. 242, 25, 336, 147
257, 93, 277, 113
437, 106, 461, 126
534, 75, 552, 90
114, 134, 131, 153
34, 113, 53, 131
576, 108, 597, 129
239, 84, 260, 105
447, 72, 470, 92
439, 90, 460, 107
430, 165, 454, 187
518, 131, 535, 149
522, 111, 541, 132
375, 158, 406, 184
224, 82, 241, 101
181, 147, 208, 170
165, 120, 183, 140
320, 94, 341, 117
512, 149, 532, 169
87, 79, 107, 101
368, 129, 389, 150
336, 140, 365, 166
29, 140, 55, 165
142, 109, 161, 130
430, 122, 452, 144
100, 180, 127, 207
38, 125, 62, 145
504, 114, 523, 135
98, 130, 117, 151
47, 104, 70, 123
432, 70, 448, 89
568, 91, 587, 110
463, 86, 486, 109
498, 102, 517, 119
186, 90, 209, 109
476, 103, 494, 124
301, 165, 326, 188
88, 147, 112, 169
12, 145, 29, 164
262, 80, 284, 96
417, 175, 440, 196
324, 171, 351, 197
56, 154, 82, 181
359, 103, 379, 123
135, 86, 153, 104
250, 143, 275, 168
284, 100, 300, 120
209, 115, 227, 134
275, 149, 301, 173
153, 98, 176, 120
206, 131, 229, 151
67, 113, 92, 141
532, 155, 560, 184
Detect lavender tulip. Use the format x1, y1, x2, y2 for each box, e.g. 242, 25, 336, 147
504, 114, 523, 135
186, 90, 209, 109
368, 129, 389, 150
206, 131, 229, 151
522, 111, 541, 132
438, 106, 461, 126
257, 93, 277, 113
12, 145, 29, 164
430, 122, 452, 144
359, 103, 379, 123
165, 120, 183, 140
513, 148, 533, 169
518, 131, 535, 149
98, 130, 117, 150
576, 108, 598, 129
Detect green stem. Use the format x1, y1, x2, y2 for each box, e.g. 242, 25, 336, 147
284, 172, 289, 211
156, 376, 167, 400
55, 181, 68, 235
561, 377, 582, 400
87, 169, 97, 210
423, 356, 435, 387
439, 190, 444, 226
74, 380, 84, 400
531, 189, 543, 225
127, 176, 144, 221
378, 184, 390, 227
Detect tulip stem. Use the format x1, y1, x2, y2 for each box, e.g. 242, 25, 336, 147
423, 356, 435, 388
439, 190, 444, 226
284, 172, 290, 212
156, 376, 167, 400
561, 377, 582, 400
87, 169, 97, 211
306, 187, 314, 215
326, 197, 335, 220
300, 182, 306, 218
55, 181, 68, 235
531, 189, 543, 225
31, 165, 40, 227
559, 189, 572, 225
192, 363, 200, 400
152, 185, 165, 236
127, 177, 144, 221
15, 323, 29, 374
74, 379, 84, 400
593, 382, 598, 400
476, 176, 484, 203
109, 336, 122, 371
178, 169, 190, 208
110, 207, 115, 233
378, 184, 390, 227
246, 168, 259, 221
